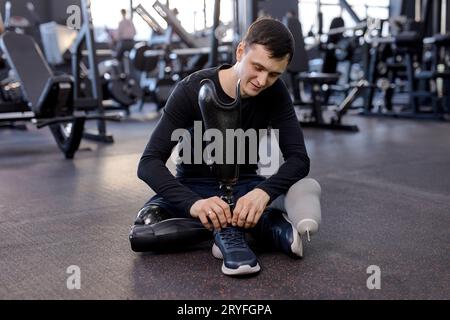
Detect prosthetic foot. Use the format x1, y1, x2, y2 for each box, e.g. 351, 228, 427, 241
284, 178, 322, 241
129, 205, 213, 252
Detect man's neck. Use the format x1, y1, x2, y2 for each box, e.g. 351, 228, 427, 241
218, 66, 239, 99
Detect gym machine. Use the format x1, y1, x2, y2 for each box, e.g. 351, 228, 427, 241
284, 14, 365, 132
361, 0, 450, 120
0, 31, 117, 158
129, 3, 179, 111
129, 0, 232, 112
70, 0, 143, 141
4, 0, 141, 119
70, 0, 111, 142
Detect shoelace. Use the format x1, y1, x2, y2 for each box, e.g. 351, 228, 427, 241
218, 227, 247, 250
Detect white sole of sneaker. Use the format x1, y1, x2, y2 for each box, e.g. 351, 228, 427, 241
212, 244, 261, 276
282, 213, 303, 258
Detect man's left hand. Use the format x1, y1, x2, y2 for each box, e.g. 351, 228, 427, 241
232, 188, 270, 228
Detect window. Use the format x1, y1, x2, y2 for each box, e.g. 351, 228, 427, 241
162, 0, 234, 33
90, 0, 234, 42
298, 0, 390, 36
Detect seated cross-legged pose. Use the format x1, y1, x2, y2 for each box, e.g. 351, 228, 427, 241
130, 17, 322, 276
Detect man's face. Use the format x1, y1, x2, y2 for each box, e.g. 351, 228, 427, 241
235, 42, 289, 98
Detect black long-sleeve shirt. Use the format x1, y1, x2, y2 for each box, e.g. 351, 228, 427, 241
138, 65, 310, 215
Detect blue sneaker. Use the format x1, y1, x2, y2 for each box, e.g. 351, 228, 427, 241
212, 227, 260, 276
251, 209, 303, 258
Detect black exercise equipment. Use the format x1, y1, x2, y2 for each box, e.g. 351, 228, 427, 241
297, 72, 365, 132
420, 34, 450, 113
130, 1, 232, 111
129, 4, 178, 111
362, 16, 450, 120
321, 17, 345, 74
0, 79, 23, 104
358, 0, 450, 120
151, 0, 198, 49
98, 58, 142, 110
71, 0, 119, 143
37, 18, 141, 115
0, 78, 30, 131
284, 16, 361, 131
0, 32, 87, 158
339, 0, 362, 25
209, 0, 221, 67
114, 39, 135, 62
152, 0, 232, 71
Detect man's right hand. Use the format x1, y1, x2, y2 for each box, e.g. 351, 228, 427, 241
190, 197, 232, 231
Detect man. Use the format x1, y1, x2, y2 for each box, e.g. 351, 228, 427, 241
0, 13, 4, 34
134, 18, 321, 276
115, 9, 136, 61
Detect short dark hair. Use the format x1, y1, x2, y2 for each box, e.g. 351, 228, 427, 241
121, 9, 127, 15
242, 17, 295, 63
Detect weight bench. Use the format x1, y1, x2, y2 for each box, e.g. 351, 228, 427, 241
0, 32, 118, 158
284, 16, 360, 132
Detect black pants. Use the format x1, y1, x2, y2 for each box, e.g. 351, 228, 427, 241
144, 175, 266, 218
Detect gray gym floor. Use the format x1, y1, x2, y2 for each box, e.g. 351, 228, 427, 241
0, 107, 449, 300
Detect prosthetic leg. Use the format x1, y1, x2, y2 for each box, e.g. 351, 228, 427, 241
248, 178, 321, 258
270, 178, 322, 242
129, 205, 213, 252
198, 78, 242, 210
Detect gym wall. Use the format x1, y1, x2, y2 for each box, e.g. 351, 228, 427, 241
258, 0, 298, 20
0, 0, 50, 24
0, 0, 83, 26
47, 0, 81, 25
